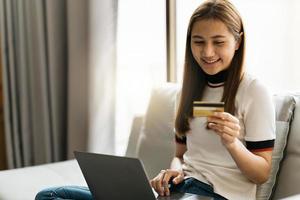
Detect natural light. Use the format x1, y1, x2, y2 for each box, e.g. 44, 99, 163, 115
176, 0, 300, 93
116, 0, 166, 155
116, 0, 300, 155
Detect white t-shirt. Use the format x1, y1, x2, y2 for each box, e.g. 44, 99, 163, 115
176, 73, 276, 200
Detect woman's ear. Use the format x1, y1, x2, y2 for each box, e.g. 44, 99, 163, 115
235, 32, 244, 50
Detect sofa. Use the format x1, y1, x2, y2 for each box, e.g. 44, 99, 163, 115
0, 83, 299, 200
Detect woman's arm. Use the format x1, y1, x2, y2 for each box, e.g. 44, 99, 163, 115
207, 112, 273, 184
170, 142, 187, 170
150, 140, 187, 196
226, 139, 272, 184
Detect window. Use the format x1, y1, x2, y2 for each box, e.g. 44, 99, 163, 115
116, 0, 166, 155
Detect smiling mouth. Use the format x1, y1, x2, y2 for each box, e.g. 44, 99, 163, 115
202, 58, 221, 64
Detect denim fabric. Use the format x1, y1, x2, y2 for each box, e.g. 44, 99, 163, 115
170, 178, 227, 200
35, 186, 93, 200
35, 178, 227, 200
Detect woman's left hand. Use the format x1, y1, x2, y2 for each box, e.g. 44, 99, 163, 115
207, 112, 241, 149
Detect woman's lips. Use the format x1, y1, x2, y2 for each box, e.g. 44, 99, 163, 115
202, 58, 221, 65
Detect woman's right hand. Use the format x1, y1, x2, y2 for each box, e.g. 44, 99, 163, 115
149, 169, 184, 196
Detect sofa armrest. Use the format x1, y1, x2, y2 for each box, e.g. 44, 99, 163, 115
0, 160, 86, 199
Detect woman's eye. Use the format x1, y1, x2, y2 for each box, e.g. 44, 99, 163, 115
214, 41, 225, 45
194, 41, 204, 45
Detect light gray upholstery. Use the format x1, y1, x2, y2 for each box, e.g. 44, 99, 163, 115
0, 160, 86, 199
0, 85, 299, 200
133, 85, 300, 200
273, 94, 300, 199
257, 95, 296, 200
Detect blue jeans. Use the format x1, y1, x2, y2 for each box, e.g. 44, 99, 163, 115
35, 178, 227, 200
170, 178, 227, 200
35, 186, 93, 200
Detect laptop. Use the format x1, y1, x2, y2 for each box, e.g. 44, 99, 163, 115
74, 151, 213, 200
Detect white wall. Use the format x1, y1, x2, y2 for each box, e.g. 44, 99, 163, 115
176, 0, 300, 93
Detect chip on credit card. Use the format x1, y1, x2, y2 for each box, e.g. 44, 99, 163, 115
193, 101, 225, 117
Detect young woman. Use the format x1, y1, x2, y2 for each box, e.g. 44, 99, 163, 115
150, 0, 275, 200
35, 0, 275, 199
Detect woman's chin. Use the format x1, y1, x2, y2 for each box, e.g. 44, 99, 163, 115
201, 68, 220, 75
201, 63, 228, 75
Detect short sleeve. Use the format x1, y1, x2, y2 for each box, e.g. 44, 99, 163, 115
243, 80, 276, 151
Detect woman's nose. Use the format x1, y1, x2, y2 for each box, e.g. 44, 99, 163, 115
202, 43, 215, 57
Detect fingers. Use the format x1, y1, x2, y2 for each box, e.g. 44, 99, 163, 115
207, 117, 240, 132
212, 112, 239, 124
150, 169, 183, 196
207, 112, 240, 146
208, 123, 238, 145
162, 170, 172, 196
208, 122, 239, 137
151, 170, 166, 196
172, 172, 184, 185
207, 112, 240, 138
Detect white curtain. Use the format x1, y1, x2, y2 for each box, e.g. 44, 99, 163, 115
87, 0, 118, 154
116, 0, 166, 155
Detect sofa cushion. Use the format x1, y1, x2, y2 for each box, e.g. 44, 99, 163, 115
273, 94, 300, 199
136, 83, 179, 179
256, 95, 296, 200
0, 160, 86, 199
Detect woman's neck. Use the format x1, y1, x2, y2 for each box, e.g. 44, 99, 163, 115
204, 69, 229, 87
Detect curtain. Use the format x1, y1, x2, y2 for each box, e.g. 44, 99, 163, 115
87, 0, 117, 154
0, 0, 117, 169
0, 0, 69, 168
66, 0, 118, 157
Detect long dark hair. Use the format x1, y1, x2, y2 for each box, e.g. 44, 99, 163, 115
175, 0, 245, 135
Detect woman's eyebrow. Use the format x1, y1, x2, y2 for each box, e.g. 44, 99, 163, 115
191, 35, 204, 39
191, 35, 226, 39
212, 35, 226, 39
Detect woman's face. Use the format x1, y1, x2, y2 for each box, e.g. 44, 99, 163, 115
190, 19, 241, 75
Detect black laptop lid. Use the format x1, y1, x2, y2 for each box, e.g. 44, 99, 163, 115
74, 151, 156, 200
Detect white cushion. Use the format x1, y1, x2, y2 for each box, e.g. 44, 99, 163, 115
136, 83, 180, 179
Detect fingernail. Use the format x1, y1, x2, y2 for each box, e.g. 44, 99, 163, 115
206, 124, 210, 129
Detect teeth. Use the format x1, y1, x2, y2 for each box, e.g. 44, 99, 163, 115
204, 59, 218, 64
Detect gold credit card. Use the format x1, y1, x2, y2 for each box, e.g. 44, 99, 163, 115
193, 101, 225, 117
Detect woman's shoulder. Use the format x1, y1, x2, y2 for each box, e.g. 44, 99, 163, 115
239, 73, 271, 96
236, 73, 273, 110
